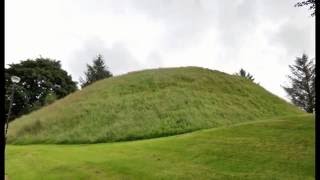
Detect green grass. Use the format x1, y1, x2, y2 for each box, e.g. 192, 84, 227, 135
6, 67, 313, 179
6, 114, 314, 179
7, 67, 303, 144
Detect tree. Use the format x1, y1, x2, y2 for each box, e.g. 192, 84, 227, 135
80, 54, 112, 88
295, 0, 316, 16
282, 54, 315, 113
5, 57, 78, 121
235, 68, 255, 82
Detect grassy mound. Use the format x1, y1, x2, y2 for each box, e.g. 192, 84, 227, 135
8, 67, 303, 144
6, 115, 314, 179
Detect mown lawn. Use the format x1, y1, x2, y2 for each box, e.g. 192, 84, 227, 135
6, 115, 314, 179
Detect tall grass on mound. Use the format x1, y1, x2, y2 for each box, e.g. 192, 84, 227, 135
7, 67, 304, 144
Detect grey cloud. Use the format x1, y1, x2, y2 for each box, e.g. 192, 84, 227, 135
130, 0, 213, 50
68, 38, 142, 82
130, 0, 260, 55
270, 21, 315, 58
215, 0, 258, 47
104, 42, 143, 75
71, 0, 314, 59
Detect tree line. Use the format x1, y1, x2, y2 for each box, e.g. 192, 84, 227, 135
5, 52, 315, 122
236, 54, 315, 113
5, 54, 112, 121
5, 0, 316, 121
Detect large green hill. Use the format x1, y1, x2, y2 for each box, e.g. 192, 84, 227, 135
7, 67, 303, 144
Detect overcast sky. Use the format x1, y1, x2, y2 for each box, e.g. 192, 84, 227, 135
5, 0, 315, 100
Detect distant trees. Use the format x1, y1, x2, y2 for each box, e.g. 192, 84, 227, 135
5, 57, 78, 121
295, 0, 316, 16
282, 54, 315, 113
235, 68, 255, 82
80, 54, 113, 88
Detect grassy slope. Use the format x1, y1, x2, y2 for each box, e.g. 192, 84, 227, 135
6, 115, 314, 179
8, 67, 303, 144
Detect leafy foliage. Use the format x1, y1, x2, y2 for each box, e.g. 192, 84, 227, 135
80, 54, 112, 88
235, 68, 255, 82
282, 54, 315, 113
43, 92, 58, 106
295, 0, 316, 16
5, 57, 77, 121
